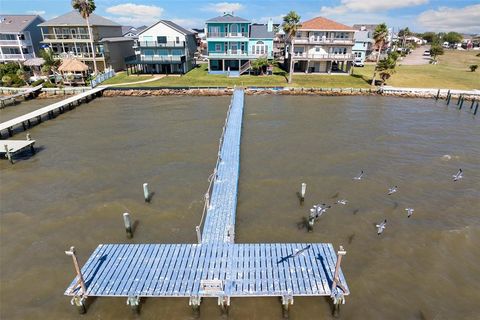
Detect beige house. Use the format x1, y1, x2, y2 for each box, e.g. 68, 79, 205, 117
287, 17, 355, 74
38, 11, 134, 71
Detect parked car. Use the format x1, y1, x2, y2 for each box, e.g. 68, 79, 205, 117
353, 59, 364, 67
423, 50, 430, 56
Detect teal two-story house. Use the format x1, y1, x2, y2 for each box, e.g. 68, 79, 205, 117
205, 13, 274, 75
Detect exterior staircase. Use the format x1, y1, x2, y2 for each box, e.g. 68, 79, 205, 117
239, 61, 251, 75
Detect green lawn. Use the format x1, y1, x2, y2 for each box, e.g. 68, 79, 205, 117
106, 50, 479, 89
102, 71, 155, 85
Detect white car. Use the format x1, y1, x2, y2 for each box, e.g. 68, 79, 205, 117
423, 50, 430, 56
353, 59, 364, 67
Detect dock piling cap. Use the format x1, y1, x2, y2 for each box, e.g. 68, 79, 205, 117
338, 246, 347, 255
65, 246, 76, 256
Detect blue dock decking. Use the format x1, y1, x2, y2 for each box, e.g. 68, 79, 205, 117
65, 88, 349, 312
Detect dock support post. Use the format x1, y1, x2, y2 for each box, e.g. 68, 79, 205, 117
457, 95, 462, 106
299, 182, 306, 204
27, 119, 31, 127
435, 89, 440, 100
123, 212, 133, 238
126, 296, 141, 314
37, 115, 42, 123
7, 127, 12, 137
218, 295, 230, 313
471, 99, 476, 110
308, 208, 315, 231
65, 246, 88, 314
281, 295, 293, 318
189, 295, 201, 314
4, 144, 13, 164
331, 246, 347, 317
143, 183, 151, 202
459, 96, 464, 110
22, 122, 26, 130
474, 102, 479, 116
196, 226, 201, 244
446, 93, 451, 105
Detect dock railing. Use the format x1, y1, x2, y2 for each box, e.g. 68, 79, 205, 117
91, 68, 115, 88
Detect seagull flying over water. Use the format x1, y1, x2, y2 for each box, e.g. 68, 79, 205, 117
405, 208, 414, 218
336, 199, 348, 205
353, 170, 364, 180
387, 186, 398, 195
452, 169, 463, 182
376, 219, 387, 235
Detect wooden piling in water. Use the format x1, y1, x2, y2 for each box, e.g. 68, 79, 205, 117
123, 213, 133, 238
474, 102, 479, 116
446, 93, 451, 105
459, 96, 464, 110
471, 99, 476, 110
435, 89, 440, 100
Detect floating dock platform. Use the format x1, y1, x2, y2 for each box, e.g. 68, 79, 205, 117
65, 89, 349, 315
1, 137, 35, 164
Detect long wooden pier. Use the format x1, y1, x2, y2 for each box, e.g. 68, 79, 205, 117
0, 86, 106, 138
65, 89, 349, 315
0, 85, 43, 108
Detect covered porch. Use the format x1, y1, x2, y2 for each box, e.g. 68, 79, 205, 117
207, 58, 251, 74
293, 60, 353, 74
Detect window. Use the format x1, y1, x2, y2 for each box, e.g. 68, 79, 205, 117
143, 49, 154, 56
158, 48, 168, 55
157, 36, 167, 43
215, 43, 221, 51
315, 47, 321, 52
175, 36, 180, 43
253, 41, 267, 55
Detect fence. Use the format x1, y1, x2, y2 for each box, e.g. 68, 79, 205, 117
90, 69, 115, 88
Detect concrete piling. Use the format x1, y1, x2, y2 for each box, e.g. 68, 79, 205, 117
300, 183, 306, 202
123, 212, 133, 238
143, 183, 150, 202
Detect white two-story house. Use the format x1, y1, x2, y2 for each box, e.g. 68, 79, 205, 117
125, 20, 197, 74
0, 15, 45, 63
287, 17, 355, 74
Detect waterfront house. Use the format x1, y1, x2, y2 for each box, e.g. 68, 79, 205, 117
0, 15, 45, 63
121, 25, 147, 38
38, 11, 134, 71
125, 20, 197, 74
287, 17, 355, 74
205, 13, 274, 75
352, 30, 373, 65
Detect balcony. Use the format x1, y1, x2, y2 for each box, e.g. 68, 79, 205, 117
1, 53, 35, 60
207, 32, 249, 39
125, 54, 184, 64
292, 53, 354, 60
208, 49, 272, 59
134, 41, 185, 48
43, 33, 91, 41
54, 52, 105, 59
293, 37, 354, 45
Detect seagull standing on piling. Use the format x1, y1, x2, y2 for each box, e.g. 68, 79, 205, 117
376, 219, 387, 235
452, 169, 463, 181
387, 186, 398, 195
353, 170, 364, 180
405, 208, 414, 218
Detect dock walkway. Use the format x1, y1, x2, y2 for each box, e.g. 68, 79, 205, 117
0, 85, 42, 108
65, 89, 349, 314
0, 86, 105, 137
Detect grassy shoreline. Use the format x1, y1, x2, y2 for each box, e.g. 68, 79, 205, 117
103, 50, 479, 90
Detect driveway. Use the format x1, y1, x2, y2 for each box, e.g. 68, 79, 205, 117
400, 45, 431, 65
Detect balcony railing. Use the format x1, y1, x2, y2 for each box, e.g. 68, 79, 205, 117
1, 53, 35, 60
293, 37, 354, 45
125, 54, 184, 63
0, 39, 32, 46
134, 41, 185, 48
54, 52, 105, 59
207, 32, 249, 38
292, 53, 354, 60
43, 33, 91, 40
208, 49, 272, 57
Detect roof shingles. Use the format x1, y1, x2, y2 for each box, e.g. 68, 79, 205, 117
300, 17, 353, 31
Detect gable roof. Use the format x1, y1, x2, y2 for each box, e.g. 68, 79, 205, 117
250, 24, 274, 39
0, 15, 44, 32
139, 20, 194, 36
38, 11, 119, 27
206, 13, 249, 23
300, 17, 353, 31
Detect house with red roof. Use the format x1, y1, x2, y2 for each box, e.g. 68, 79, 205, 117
286, 17, 355, 74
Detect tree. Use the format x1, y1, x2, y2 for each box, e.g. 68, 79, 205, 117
421, 32, 438, 44
398, 27, 410, 48
443, 32, 462, 44
282, 11, 301, 84
251, 57, 277, 75
376, 52, 398, 84
470, 65, 478, 72
371, 23, 389, 86
39, 49, 61, 82
72, 0, 98, 74
430, 45, 444, 63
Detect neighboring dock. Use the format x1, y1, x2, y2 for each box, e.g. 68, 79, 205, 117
0, 85, 43, 108
65, 89, 349, 315
1, 135, 35, 164
0, 86, 106, 138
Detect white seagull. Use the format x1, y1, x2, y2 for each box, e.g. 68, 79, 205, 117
452, 169, 463, 182
353, 170, 364, 180
336, 199, 348, 205
387, 186, 398, 195
314, 204, 331, 219
376, 219, 387, 235
405, 208, 414, 218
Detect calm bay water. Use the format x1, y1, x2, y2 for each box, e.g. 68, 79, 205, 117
0, 95, 479, 319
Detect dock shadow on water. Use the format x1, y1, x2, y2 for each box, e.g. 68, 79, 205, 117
0, 95, 479, 319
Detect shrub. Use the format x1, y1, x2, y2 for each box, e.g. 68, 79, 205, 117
31, 79, 45, 86
0, 63, 20, 79
1, 75, 12, 86
42, 81, 56, 88
470, 65, 478, 72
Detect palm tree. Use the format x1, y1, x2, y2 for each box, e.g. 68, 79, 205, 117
282, 11, 301, 84
376, 52, 398, 85
72, 0, 98, 74
371, 23, 389, 86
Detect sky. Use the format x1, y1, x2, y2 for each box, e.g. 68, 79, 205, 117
2, 0, 480, 33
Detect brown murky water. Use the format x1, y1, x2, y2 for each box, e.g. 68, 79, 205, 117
0, 95, 479, 320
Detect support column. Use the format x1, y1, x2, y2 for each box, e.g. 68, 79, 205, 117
189, 295, 201, 314
281, 295, 294, 318
126, 296, 141, 314
218, 295, 230, 313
